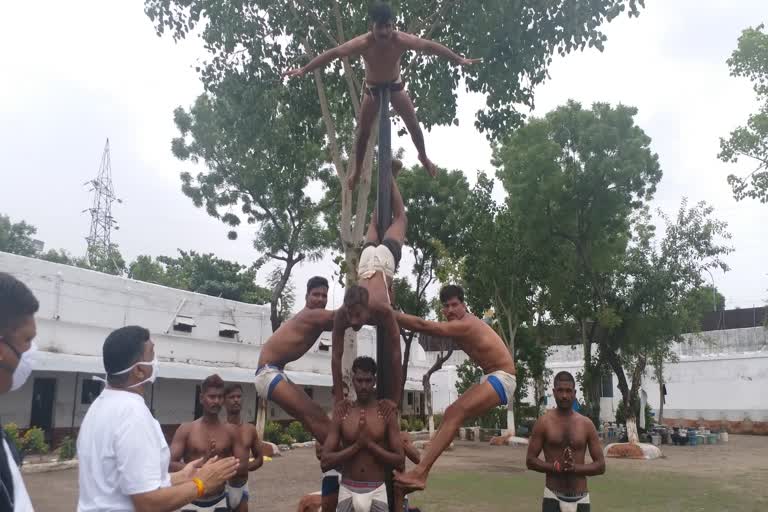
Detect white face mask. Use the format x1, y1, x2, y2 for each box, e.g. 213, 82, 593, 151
10, 342, 37, 391
110, 356, 159, 388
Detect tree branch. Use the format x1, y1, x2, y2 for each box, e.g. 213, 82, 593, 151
292, 0, 338, 47
331, 0, 362, 116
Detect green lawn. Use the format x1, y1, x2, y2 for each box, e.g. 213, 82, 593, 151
409, 467, 768, 512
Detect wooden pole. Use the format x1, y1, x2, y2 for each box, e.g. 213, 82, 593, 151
375, 86, 395, 511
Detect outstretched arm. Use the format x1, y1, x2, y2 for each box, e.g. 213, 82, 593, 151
571, 422, 606, 476
395, 311, 471, 338
398, 32, 480, 66
364, 413, 406, 471
285, 35, 370, 77
331, 311, 347, 403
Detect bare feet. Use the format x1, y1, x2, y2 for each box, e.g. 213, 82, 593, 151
417, 154, 438, 178
393, 468, 427, 492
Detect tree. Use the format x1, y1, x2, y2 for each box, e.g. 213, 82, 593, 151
422, 338, 453, 436
494, 100, 662, 425
145, 0, 646, 286
394, 165, 471, 399
170, 70, 331, 330
128, 250, 271, 305
719, 24, 768, 203
599, 201, 731, 441
683, 285, 726, 318
86, 244, 127, 276
0, 214, 39, 257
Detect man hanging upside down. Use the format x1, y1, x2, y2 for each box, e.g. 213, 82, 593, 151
284, 1, 480, 189
393, 285, 517, 497
331, 160, 406, 407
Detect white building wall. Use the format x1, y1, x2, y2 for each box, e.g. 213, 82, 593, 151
0, 252, 433, 431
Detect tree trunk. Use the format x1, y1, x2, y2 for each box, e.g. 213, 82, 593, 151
423, 349, 454, 438
658, 379, 664, 425
580, 319, 601, 426
269, 258, 298, 332
400, 330, 415, 407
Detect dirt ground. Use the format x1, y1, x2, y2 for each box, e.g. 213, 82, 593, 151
25, 435, 768, 511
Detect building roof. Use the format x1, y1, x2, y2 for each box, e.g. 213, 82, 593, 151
31, 351, 423, 390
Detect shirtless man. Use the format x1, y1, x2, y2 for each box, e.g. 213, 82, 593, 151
224, 383, 264, 512
526, 371, 605, 512
331, 161, 405, 407
170, 374, 248, 511
254, 276, 334, 441
284, 1, 480, 189
393, 284, 517, 495
321, 357, 404, 512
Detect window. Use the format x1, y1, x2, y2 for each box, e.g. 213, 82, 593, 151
601, 373, 614, 398
173, 315, 196, 333
318, 342, 330, 352
304, 387, 314, 399
81, 380, 103, 404
407, 392, 413, 406
219, 322, 239, 339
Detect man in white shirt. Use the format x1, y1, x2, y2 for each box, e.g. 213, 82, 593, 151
0, 272, 40, 512
77, 326, 239, 512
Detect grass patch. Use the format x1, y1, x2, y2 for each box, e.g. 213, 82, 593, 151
410, 467, 768, 512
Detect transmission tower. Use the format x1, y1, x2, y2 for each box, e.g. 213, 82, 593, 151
84, 138, 121, 266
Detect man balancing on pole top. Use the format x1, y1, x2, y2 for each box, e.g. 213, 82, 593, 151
393, 285, 517, 497
283, 1, 480, 189
526, 371, 605, 512
331, 160, 406, 411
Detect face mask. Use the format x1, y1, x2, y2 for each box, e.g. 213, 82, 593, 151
109, 356, 159, 388
9, 342, 37, 391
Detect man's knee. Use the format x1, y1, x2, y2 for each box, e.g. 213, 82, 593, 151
445, 401, 469, 421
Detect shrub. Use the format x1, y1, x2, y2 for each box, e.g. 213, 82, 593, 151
286, 421, 311, 443
432, 414, 444, 430
400, 419, 410, 432
409, 418, 425, 432
264, 421, 282, 445
3, 423, 21, 450
22, 427, 48, 455
277, 432, 295, 446
58, 436, 76, 460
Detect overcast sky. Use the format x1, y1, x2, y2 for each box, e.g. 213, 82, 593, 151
1, 0, 765, 311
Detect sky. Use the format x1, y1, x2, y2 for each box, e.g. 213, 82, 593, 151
0, 0, 766, 311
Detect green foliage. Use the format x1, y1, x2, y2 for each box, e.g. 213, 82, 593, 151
263, 421, 283, 445
57, 436, 76, 460
615, 402, 654, 430
128, 250, 271, 305
168, 62, 332, 328
22, 427, 49, 455
432, 413, 444, 430
286, 421, 312, 443
3, 423, 21, 450
409, 418, 425, 432
144, 0, 643, 141
719, 24, 768, 203
455, 359, 484, 396
400, 418, 410, 432
86, 244, 127, 276
0, 214, 39, 257
277, 432, 295, 446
